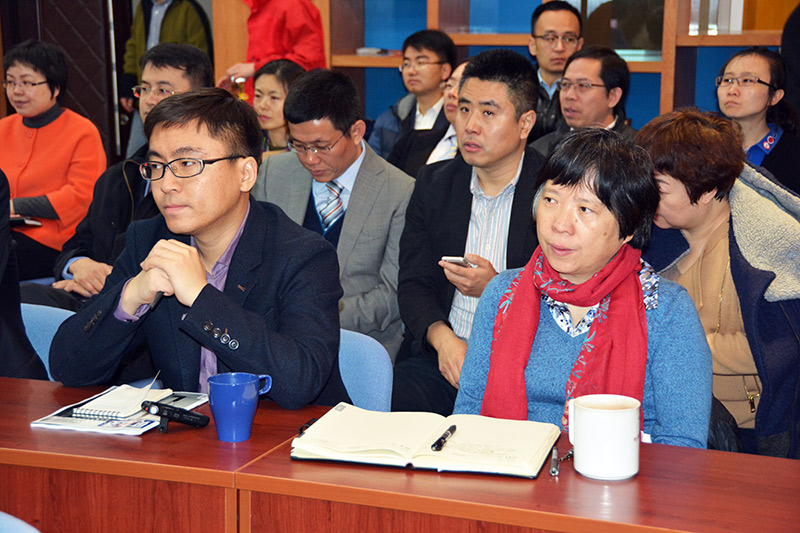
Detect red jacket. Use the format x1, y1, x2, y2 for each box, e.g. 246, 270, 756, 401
0, 109, 106, 250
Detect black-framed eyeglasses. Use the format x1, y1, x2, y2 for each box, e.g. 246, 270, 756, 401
288, 132, 345, 155
139, 156, 246, 181
715, 76, 774, 89
398, 60, 446, 73
132, 85, 177, 99
2, 79, 48, 90
533, 33, 580, 47
557, 80, 607, 93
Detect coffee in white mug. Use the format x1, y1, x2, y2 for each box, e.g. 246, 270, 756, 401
568, 394, 640, 480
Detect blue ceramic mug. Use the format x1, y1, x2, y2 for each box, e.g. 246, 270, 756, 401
207, 372, 272, 442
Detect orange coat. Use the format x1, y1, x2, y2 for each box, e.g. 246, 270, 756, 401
0, 109, 106, 250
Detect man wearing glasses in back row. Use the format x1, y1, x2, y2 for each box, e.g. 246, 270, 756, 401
51, 88, 350, 408
531, 45, 637, 157
528, 0, 584, 141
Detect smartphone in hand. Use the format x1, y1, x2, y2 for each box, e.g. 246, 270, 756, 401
441, 256, 476, 268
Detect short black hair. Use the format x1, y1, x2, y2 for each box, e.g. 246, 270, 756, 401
564, 45, 629, 117
402, 29, 457, 70
531, 0, 583, 37
283, 69, 362, 134
460, 49, 537, 119
719, 46, 798, 133
535, 129, 659, 249
139, 43, 213, 89
254, 59, 305, 93
3, 39, 68, 104
144, 88, 262, 163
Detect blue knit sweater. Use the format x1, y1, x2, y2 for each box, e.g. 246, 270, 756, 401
454, 268, 712, 448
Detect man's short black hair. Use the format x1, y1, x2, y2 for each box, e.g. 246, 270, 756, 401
531, 0, 583, 36
3, 39, 68, 104
139, 43, 213, 89
460, 49, 537, 119
534, 128, 658, 249
402, 29, 457, 70
283, 69, 362, 134
564, 45, 629, 117
254, 59, 305, 93
144, 88, 262, 163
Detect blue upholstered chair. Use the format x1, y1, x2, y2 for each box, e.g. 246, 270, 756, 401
20, 303, 75, 380
338, 329, 393, 411
0, 511, 40, 532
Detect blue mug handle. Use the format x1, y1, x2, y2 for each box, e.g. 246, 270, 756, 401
257, 374, 272, 395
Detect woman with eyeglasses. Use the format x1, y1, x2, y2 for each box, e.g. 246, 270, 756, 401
252, 59, 305, 159
0, 40, 105, 280
716, 47, 800, 194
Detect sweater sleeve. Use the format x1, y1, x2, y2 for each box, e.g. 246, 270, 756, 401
454, 270, 516, 415
644, 281, 713, 448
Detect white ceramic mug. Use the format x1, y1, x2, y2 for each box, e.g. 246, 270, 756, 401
568, 394, 641, 480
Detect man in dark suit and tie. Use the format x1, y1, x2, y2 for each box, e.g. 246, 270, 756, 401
254, 70, 414, 359
50, 89, 349, 408
392, 49, 544, 415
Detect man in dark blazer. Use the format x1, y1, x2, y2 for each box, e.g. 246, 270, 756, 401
254, 70, 414, 359
0, 169, 48, 379
531, 46, 637, 157
392, 50, 544, 415
50, 89, 348, 409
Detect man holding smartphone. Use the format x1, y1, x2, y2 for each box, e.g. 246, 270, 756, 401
392, 49, 543, 415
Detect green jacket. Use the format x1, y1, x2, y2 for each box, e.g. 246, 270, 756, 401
121, 0, 212, 96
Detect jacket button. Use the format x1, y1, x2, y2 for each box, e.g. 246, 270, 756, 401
228, 339, 239, 350
212, 328, 221, 339
203, 321, 213, 332
220, 333, 230, 344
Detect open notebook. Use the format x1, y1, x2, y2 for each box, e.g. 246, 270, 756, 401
291, 402, 561, 478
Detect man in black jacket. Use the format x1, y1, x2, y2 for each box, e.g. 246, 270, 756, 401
21, 43, 213, 311
392, 50, 543, 415
528, 1, 583, 141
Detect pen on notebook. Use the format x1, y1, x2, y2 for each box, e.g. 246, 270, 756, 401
549, 446, 560, 476
431, 424, 457, 451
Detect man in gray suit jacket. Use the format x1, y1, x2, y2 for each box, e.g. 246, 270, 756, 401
254, 70, 414, 359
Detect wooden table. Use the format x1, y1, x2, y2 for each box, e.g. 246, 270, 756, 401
236, 434, 800, 532
0, 378, 326, 533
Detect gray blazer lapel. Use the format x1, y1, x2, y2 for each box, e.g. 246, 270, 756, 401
263, 154, 312, 224
338, 147, 385, 271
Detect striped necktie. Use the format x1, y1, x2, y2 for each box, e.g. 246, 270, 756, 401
319, 180, 344, 230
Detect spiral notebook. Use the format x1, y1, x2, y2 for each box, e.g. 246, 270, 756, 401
72, 384, 172, 420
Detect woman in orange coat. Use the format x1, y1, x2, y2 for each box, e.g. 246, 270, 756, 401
1, 40, 106, 280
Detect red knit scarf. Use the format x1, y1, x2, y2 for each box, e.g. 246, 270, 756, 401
480, 244, 647, 429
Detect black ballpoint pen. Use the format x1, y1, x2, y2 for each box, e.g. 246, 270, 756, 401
431, 424, 457, 451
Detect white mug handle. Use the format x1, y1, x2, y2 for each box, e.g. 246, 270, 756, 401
568, 398, 575, 445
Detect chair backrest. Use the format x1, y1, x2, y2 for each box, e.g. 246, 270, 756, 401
338, 329, 393, 411
0, 511, 41, 532
20, 303, 75, 380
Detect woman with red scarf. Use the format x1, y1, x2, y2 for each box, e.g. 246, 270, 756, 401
454, 129, 712, 448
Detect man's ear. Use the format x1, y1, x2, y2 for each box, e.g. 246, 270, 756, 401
349, 119, 367, 145
239, 156, 258, 193
607, 86, 623, 110
519, 109, 537, 139
528, 36, 537, 58
698, 188, 719, 206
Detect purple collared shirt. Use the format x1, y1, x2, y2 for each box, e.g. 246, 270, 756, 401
114, 204, 251, 393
